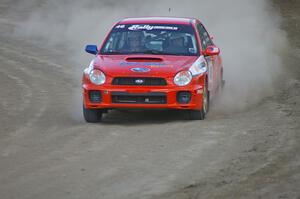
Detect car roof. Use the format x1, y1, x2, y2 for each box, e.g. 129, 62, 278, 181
118, 17, 197, 25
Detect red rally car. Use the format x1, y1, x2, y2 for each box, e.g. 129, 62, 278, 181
82, 17, 224, 122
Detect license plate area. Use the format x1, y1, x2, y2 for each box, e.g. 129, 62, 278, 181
111, 92, 167, 104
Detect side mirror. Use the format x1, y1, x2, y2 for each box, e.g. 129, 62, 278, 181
203, 45, 220, 56
85, 45, 98, 55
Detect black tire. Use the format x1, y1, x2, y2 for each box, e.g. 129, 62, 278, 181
188, 81, 209, 120
188, 109, 205, 120
83, 105, 103, 123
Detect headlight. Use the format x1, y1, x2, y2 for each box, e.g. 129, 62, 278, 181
174, 71, 192, 86
89, 69, 106, 85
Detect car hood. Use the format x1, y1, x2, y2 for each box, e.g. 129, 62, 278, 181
93, 54, 198, 77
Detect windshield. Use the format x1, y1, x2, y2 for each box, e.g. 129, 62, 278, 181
100, 24, 199, 56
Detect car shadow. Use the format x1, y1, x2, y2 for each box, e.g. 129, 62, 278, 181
100, 109, 189, 125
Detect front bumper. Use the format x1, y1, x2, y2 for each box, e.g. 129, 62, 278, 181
83, 82, 204, 110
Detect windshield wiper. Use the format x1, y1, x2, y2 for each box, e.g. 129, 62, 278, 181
139, 50, 186, 56
162, 53, 182, 56
140, 49, 163, 55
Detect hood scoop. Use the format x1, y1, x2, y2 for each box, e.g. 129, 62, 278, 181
125, 57, 163, 62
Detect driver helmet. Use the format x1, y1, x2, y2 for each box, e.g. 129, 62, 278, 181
170, 32, 185, 45
127, 31, 144, 43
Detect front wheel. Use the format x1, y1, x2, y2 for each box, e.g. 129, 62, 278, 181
188, 81, 209, 120
83, 105, 103, 123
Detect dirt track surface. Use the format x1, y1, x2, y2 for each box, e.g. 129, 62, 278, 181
0, 1, 299, 199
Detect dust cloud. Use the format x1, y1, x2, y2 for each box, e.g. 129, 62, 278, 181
13, 0, 287, 113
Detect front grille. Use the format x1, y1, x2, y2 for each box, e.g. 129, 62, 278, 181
111, 92, 167, 104
112, 77, 167, 86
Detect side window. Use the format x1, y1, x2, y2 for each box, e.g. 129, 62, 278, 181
203, 29, 213, 47
197, 23, 213, 51
196, 24, 206, 51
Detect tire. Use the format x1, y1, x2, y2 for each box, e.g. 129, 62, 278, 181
188, 81, 209, 120
83, 105, 103, 123
188, 109, 205, 120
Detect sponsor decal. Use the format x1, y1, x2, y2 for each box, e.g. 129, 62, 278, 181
115, 25, 125, 29
120, 61, 166, 67
188, 48, 197, 54
86, 59, 95, 73
207, 57, 213, 80
88, 60, 95, 69
206, 56, 213, 91
131, 67, 150, 72
189, 56, 207, 76
128, 25, 178, 31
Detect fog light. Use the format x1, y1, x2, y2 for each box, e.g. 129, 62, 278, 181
177, 91, 191, 104
89, 91, 102, 103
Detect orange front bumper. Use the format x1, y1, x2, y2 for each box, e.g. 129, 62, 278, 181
83, 82, 204, 110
